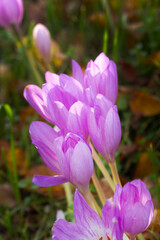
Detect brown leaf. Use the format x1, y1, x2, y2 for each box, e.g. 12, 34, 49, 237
129, 90, 160, 116
26, 164, 65, 199
150, 209, 160, 235
89, 12, 106, 27
0, 183, 16, 208
147, 51, 160, 68
134, 152, 154, 178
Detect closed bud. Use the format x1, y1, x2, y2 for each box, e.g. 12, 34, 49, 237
33, 23, 51, 60
0, 0, 23, 28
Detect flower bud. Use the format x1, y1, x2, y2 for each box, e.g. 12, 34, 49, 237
33, 23, 51, 60
113, 179, 154, 239
0, 0, 23, 28
88, 94, 121, 162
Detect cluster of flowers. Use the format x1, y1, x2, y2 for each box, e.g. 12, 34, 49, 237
24, 53, 154, 240
0, 0, 154, 239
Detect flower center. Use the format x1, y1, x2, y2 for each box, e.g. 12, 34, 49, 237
99, 237, 111, 240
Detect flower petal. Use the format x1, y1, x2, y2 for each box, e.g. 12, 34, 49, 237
72, 59, 84, 86
32, 175, 67, 187
74, 190, 105, 238
23, 84, 52, 123
52, 219, 88, 240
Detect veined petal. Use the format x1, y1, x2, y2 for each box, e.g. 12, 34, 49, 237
130, 179, 152, 205
32, 175, 67, 187
52, 219, 88, 240
102, 199, 123, 240
74, 190, 105, 238
69, 140, 93, 193
23, 84, 52, 123
122, 202, 149, 237
30, 121, 59, 145
60, 74, 84, 101
67, 101, 89, 141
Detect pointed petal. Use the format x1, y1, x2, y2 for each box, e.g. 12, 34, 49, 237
113, 184, 122, 208
72, 59, 84, 85
94, 52, 110, 73
29, 121, 61, 173
23, 84, 52, 123
32, 175, 67, 187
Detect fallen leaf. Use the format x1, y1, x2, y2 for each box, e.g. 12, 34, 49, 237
89, 12, 106, 27
129, 91, 160, 116
0, 183, 16, 208
150, 209, 160, 235
134, 152, 154, 178
147, 51, 160, 68
26, 164, 65, 199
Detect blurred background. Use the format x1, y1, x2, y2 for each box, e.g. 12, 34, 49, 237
0, 0, 160, 239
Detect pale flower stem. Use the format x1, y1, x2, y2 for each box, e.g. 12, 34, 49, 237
63, 182, 73, 207
109, 161, 122, 187
90, 142, 116, 191
91, 170, 106, 205
89, 191, 102, 216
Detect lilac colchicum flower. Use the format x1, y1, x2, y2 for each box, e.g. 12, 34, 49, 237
33, 23, 51, 60
88, 94, 121, 162
24, 75, 90, 141
0, 0, 24, 28
72, 52, 118, 106
113, 179, 154, 239
52, 189, 124, 240
30, 121, 93, 194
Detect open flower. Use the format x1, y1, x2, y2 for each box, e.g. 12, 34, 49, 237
52, 189, 124, 240
30, 121, 93, 194
0, 0, 23, 28
113, 179, 154, 239
24, 76, 90, 140
88, 94, 121, 162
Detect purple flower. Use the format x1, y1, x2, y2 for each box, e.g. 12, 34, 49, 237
72, 52, 118, 106
113, 179, 154, 239
33, 23, 51, 60
0, 0, 23, 28
30, 121, 93, 194
88, 94, 121, 162
52, 189, 124, 240
24, 76, 90, 140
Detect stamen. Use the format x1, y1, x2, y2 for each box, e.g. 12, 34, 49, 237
107, 236, 111, 240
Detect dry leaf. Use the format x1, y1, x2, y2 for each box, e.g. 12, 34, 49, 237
26, 164, 65, 199
147, 51, 160, 68
134, 152, 154, 178
89, 12, 106, 27
150, 209, 160, 235
0, 183, 16, 208
129, 91, 160, 116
